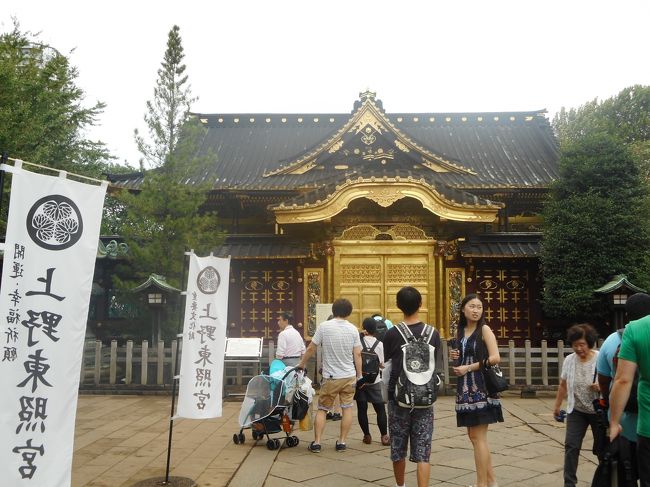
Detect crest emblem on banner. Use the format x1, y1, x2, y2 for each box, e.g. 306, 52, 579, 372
197, 266, 220, 294
26, 194, 83, 250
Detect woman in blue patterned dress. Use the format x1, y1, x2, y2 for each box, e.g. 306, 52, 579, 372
450, 293, 503, 487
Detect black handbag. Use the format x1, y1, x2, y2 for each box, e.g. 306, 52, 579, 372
479, 325, 508, 394
291, 389, 309, 420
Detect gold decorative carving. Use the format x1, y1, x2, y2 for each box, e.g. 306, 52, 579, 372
350, 111, 386, 135
362, 147, 394, 161
273, 178, 502, 224
367, 188, 404, 207
395, 140, 410, 153
264, 92, 475, 178
288, 160, 316, 174
338, 224, 432, 241
329, 140, 344, 154
340, 225, 379, 240
386, 264, 428, 283
392, 224, 430, 240
341, 264, 382, 283
422, 159, 450, 173
360, 127, 377, 145
304, 268, 323, 337
446, 268, 465, 338
436, 240, 458, 257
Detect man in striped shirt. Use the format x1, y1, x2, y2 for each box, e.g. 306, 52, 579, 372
297, 298, 362, 453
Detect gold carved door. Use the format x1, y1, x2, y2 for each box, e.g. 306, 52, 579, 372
333, 241, 436, 327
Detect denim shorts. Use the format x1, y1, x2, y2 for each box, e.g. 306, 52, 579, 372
387, 400, 433, 463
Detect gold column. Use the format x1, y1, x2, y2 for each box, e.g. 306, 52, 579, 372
435, 251, 445, 337
327, 250, 334, 302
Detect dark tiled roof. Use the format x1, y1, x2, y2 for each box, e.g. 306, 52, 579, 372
459, 233, 542, 258
211, 236, 310, 259
109, 99, 558, 196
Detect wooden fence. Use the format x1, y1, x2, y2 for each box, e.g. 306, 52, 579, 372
80, 338, 577, 391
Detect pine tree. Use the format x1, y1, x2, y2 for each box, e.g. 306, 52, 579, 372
134, 25, 196, 169
114, 26, 222, 335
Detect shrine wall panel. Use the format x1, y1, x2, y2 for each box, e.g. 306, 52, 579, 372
464, 260, 542, 345
228, 260, 303, 340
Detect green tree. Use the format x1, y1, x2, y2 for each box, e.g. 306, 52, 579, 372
0, 22, 117, 233
541, 133, 650, 319
114, 25, 221, 320
134, 24, 196, 169
553, 85, 650, 178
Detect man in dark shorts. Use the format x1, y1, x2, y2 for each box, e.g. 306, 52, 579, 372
383, 286, 442, 487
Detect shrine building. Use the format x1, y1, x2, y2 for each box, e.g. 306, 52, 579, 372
111, 91, 559, 344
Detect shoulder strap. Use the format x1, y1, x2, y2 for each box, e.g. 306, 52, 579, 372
361, 335, 369, 352
420, 324, 434, 345
368, 338, 380, 353
395, 322, 414, 343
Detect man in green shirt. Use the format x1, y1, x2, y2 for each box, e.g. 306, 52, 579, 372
609, 314, 650, 485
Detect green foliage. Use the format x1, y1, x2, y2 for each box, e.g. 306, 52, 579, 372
0, 22, 114, 234
0, 22, 111, 175
541, 133, 650, 319
553, 85, 650, 178
114, 26, 223, 308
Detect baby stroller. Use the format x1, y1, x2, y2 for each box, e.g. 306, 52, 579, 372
233, 367, 301, 450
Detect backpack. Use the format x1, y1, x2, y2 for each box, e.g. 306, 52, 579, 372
612, 329, 639, 413
394, 322, 440, 409
360, 336, 381, 384
373, 315, 389, 342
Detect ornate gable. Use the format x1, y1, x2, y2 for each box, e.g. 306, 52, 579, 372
263, 91, 476, 178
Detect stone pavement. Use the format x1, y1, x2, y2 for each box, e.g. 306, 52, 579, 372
72, 392, 599, 486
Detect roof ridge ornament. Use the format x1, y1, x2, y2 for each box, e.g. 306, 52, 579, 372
354, 89, 383, 112
359, 90, 376, 102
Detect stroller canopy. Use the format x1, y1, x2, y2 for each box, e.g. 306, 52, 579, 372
238, 375, 285, 427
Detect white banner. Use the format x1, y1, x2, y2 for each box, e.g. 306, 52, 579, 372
0, 163, 106, 486
177, 253, 230, 419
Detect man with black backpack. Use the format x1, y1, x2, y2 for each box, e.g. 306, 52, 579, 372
383, 286, 442, 487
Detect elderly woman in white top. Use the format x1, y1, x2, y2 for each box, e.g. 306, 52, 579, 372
553, 323, 600, 487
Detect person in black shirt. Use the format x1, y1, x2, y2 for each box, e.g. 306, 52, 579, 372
383, 286, 442, 487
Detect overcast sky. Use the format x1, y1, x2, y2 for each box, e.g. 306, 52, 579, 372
2, 0, 649, 166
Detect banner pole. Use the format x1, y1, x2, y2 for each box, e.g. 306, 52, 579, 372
0, 152, 7, 218
164, 249, 191, 484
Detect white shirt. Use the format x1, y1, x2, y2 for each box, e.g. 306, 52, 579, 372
276, 325, 305, 359
561, 351, 599, 413
312, 318, 361, 379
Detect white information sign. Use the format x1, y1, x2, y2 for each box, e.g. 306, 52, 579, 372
225, 337, 263, 358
